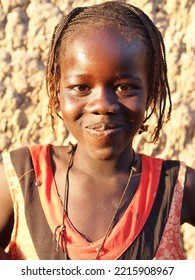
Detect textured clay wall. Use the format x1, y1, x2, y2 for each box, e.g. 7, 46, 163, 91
0, 0, 195, 258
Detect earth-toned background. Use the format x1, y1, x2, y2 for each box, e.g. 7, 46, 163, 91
0, 0, 194, 259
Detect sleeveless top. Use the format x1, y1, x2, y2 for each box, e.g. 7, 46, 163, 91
2, 144, 186, 260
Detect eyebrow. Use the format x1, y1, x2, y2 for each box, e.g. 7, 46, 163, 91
114, 73, 142, 83
63, 74, 92, 80
64, 73, 142, 82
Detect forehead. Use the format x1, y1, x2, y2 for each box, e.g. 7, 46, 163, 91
59, 26, 148, 82
60, 25, 147, 60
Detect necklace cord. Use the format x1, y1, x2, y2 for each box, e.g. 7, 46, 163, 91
53, 142, 77, 259
94, 150, 135, 259
54, 144, 135, 260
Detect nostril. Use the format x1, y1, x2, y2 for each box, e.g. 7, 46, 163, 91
93, 111, 114, 115
88, 103, 120, 115
93, 112, 100, 115
85, 98, 120, 115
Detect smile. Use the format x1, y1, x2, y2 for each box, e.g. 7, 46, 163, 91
85, 122, 125, 137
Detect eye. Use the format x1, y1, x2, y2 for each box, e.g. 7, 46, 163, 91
115, 84, 133, 93
72, 84, 91, 93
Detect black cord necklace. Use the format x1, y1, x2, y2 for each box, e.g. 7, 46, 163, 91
54, 142, 136, 260
53, 142, 77, 259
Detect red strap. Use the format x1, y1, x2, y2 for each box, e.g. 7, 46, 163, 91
29, 145, 62, 231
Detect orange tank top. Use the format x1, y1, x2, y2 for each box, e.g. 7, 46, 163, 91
2, 144, 186, 259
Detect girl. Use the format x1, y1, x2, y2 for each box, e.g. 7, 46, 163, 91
0, 1, 195, 260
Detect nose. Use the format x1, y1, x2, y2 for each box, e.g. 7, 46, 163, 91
85, 86, 120, 115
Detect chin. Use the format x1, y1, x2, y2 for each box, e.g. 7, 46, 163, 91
88, 145, 123, 161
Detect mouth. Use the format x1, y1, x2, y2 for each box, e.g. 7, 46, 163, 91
85, 122, 125, 137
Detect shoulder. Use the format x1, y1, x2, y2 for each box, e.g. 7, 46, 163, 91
3, 146, 34, 179
141, 154, 180, 171
28, 144, 70, 160
0, 156, 14, 249
141, 154, 195, 226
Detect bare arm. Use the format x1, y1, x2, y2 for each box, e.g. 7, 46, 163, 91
181, 166, 195, 226
0, 160, 14, 259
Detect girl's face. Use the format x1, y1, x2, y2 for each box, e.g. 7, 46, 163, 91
59, 27, 149, 160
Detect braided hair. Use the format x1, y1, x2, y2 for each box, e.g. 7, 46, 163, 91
46, 1, 171, 144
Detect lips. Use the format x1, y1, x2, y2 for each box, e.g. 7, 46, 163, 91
85, 122, 125, 137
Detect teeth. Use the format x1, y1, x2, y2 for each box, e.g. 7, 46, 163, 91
94, 127, 104, 131
94, 125, 117, 130
86, 123, 122, 130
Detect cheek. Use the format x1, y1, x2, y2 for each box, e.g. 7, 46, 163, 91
125, 102, 146, 136
59, 92, 84, 122
122, 96, 146, 121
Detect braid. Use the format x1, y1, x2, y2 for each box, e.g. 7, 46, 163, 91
46, 1, 172, 143
121, 2, 172, 143
46, 7, 85, 131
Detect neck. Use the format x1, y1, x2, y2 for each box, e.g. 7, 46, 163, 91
72, 143, 134, 178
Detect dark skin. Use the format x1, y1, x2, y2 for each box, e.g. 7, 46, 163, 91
57, 28, 148, 241
0, 27, 195, 258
